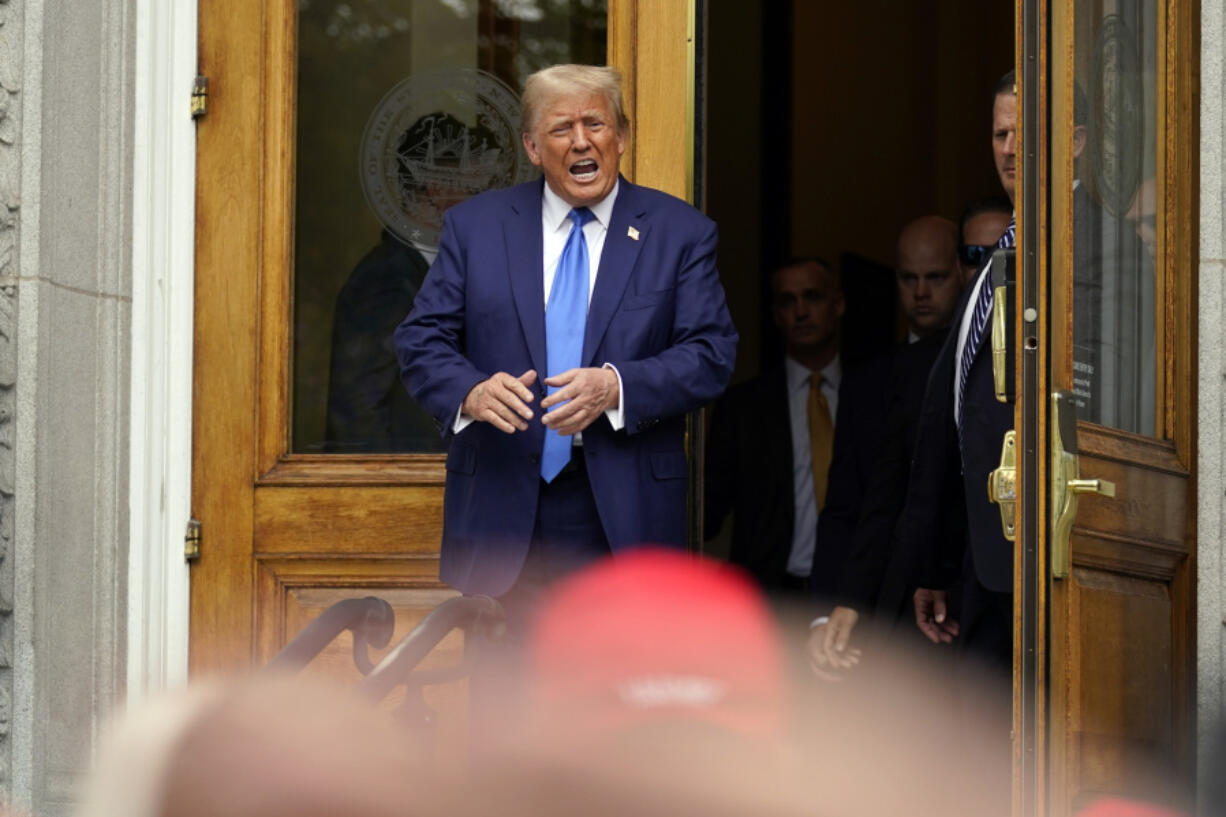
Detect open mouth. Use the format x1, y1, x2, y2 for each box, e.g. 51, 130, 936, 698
570, 159, 599, 182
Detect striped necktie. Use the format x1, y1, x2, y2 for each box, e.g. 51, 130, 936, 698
956, 217, 1015, 428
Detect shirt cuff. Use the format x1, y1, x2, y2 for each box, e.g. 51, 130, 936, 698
453, 404, 474, 434
602, 362, 625, 431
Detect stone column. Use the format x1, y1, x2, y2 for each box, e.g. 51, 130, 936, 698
10, 0, 135, 813
1200, 0, 1226, 806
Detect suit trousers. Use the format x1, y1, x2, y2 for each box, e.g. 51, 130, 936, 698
467, 448, 612, 745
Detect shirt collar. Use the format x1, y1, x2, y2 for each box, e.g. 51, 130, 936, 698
542, 179, 619, 232
785, 355, 841, 392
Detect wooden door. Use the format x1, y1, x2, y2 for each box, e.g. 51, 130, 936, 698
1013, 0, 1198, 812
191, 0, 696, 753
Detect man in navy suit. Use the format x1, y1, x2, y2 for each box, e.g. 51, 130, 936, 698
395, 65, 737, 631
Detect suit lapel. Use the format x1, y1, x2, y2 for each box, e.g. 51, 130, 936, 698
505, 180, 548, 380
582, 177, 646, 367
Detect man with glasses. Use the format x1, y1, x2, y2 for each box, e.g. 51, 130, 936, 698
957, 197, 1015, 284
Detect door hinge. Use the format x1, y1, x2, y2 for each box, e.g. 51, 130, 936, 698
185, 518, 202, 562
191, 76, 209, 119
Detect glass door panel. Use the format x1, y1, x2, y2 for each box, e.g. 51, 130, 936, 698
292, 0, 608, 453
1069, 1, 1159, 434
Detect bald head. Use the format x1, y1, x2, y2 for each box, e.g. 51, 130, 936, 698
896, 216, 962, 337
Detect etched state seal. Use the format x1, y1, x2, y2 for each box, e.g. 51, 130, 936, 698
359, 69, 537, 251
1089, 15, 1143, 218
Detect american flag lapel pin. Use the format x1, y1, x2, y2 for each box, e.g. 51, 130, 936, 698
627, 226, 640, 241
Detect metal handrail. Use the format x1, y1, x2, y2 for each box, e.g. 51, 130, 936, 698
267, 596, 396, 674
359, 595, 505, 702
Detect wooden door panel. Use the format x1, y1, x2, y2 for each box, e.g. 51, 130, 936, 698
1075, 432, 1189, 548
253, 486, 445, 553
1059, 563, 1183, 810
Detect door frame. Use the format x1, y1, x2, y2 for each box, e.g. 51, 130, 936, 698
126, 0, 198, 701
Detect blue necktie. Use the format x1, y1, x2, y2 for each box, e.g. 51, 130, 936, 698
957, 217, 1016, 429
541, 207, 595, 482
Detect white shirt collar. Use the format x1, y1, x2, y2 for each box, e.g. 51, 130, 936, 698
542, 178, 620, 232
785, 355, 841, 393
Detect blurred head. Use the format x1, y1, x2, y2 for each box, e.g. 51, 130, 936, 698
526, 549, 788, 747
77, 676, 425, 817
992, 71, 1018, 204
896, 216, 962, 336
957, 196, 1014, 280
770, 258, 843, 359
521, 65, 628, 208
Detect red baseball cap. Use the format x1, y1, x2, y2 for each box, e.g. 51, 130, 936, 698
526, 548, 787, 740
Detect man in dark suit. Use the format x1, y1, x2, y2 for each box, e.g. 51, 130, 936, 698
902, 72, 1018, 671
807, 202, 1012, 675
395, 65, 738, 628
810, 215, 965, 596
704, 258, 843, 596
326, 231, 443, 453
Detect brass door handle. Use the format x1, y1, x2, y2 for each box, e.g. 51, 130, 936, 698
987, 430, 1018, 541
1050, 392, 1116, 579
1067, 478, 1116, 497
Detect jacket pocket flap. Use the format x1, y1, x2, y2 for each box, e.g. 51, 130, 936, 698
622, 288, 674, 310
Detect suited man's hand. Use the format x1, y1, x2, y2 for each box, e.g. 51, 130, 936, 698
462, 370, 537, 433
913, 588, 959, 644
807, 606, 862, 680
541, 367, 619, 436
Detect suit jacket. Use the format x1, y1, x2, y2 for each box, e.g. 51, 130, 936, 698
896, 271, 1014, 595
395, 176, 738, 596
833, 331, 965, 619
811, 354, 893, 597
704, 360, 870, 592
704, 366, 793, 587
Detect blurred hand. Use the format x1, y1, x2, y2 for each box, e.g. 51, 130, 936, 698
462, 370, 537, 433
806, 606, 862, 680
913, 588, 959, 644
541, 367, 619, 436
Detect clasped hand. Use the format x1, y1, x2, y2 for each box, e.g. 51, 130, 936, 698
461, 367, 619, 435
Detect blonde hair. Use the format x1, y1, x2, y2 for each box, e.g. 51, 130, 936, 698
521, 64, 629, 135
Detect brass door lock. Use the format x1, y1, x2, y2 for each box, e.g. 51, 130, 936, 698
988, 430, 1018, 541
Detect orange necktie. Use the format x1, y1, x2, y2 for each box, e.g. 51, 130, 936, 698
807, 375, 834, 509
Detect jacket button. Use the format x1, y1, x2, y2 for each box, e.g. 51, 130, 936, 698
529, 453, 540, 464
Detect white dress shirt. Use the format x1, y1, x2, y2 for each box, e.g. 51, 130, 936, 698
784, 355, 841, 577
454, 181, 626, 435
